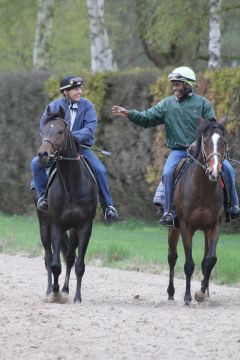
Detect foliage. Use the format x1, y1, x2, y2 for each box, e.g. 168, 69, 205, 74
204, 67, 240, 135
135, 0, 209, 69
0, 0, 38, 71
1, 0, 240, 73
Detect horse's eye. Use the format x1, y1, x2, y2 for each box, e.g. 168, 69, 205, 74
58, 129, 65, 135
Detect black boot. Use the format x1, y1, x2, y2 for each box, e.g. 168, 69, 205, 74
37, 196, 48, 212
159, 213, 179, 228
228, 205, 240, 221
104, 206, 118, 223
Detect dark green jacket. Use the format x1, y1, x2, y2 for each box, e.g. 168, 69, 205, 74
128, 93, 215, 149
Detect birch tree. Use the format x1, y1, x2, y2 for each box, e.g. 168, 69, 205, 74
86, 0, 117, 72
208, 0, 222, 69
33, 0, 55, 70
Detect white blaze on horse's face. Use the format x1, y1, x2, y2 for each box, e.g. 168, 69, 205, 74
211, 133, 221, 178
206, 132, 222, 182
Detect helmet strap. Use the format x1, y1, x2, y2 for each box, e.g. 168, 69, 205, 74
183, 83, 192, 97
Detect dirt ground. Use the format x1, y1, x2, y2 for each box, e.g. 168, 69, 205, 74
0, 253, 240, 360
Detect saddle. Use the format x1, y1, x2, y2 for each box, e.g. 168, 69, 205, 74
30, 155, 98, 196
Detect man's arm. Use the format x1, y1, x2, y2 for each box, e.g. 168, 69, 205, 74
112, 104, 164, 128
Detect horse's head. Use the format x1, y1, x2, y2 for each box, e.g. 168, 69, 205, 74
197, 116, 228, 182
37, 106, 68, 166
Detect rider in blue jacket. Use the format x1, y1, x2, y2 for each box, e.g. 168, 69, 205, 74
31, 75, 118, 222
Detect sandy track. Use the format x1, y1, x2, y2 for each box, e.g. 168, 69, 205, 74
0, 253, 240, 360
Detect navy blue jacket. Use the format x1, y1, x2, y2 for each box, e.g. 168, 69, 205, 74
40, 96, 98, 146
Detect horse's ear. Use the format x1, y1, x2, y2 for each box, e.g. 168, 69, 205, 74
59, 105, 65, 119
219, 114, 228, 126
199, 117, 206, 127
47, 105, 52, 115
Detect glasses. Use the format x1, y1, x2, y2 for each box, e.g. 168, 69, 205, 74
168, 73, 184, 80
168, 73, 193, 82
69, 77, 83, 86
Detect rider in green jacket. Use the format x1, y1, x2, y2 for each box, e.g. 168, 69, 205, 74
112, 66, 240, 227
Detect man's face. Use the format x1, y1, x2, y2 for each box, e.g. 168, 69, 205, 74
64, 86, 83, 102
171, 81, 185, 99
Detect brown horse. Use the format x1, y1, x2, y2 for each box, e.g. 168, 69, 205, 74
167, 118, 228, 305
36, 106, 98, 303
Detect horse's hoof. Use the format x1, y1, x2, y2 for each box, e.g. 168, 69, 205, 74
168, 295, 174, 300
194, 291, 206, 303
74, 296, 82, 304
46, 286, 53, 296
184, 296, 192, 306
52, 291, 63, 303
61, 292, 70, 304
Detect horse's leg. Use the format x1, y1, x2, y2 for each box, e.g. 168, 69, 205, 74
37, 212, 53, 295
195, 227, 219, 302
182, 228, 195, 305
60, 231, 69, 263
62, 229, 78, 295
201, 234, 210, 296
51, 223, 62, 295
167, 227, 180, 300
74, 221, 93, 303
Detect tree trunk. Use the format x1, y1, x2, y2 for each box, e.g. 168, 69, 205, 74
33, 0, 55, 70
208, 0, 222, 69
86, 0, 117, 72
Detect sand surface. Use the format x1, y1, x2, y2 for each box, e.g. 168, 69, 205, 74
0, 253, 240, 360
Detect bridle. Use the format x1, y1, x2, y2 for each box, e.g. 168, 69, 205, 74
201, 134, 226, 165
41, 120, 80, 161
188, 128, 227, 176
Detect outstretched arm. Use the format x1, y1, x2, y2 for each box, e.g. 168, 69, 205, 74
112, 105, 129, 118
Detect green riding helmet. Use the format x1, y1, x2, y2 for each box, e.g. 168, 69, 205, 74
168, 66, 196, 87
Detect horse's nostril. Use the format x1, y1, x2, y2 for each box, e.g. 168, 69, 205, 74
38, 151, 49, 160
42, 151, 49, 158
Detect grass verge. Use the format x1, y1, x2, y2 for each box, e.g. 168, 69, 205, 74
0, 213, 239, 286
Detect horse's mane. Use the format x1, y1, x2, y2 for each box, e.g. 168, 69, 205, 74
192, 118, 227, 158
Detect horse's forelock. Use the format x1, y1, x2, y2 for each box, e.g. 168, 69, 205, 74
193, 120, 226, 158
44, 112, 65, 126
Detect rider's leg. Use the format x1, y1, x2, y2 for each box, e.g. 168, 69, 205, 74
222, 160, 240, 220
31, 156, 48, 212
81, 148, 118, 222
160, 149, 187, 226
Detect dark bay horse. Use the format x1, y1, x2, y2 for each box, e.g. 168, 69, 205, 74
167, 118, 228, 305
36, 106, 98, 303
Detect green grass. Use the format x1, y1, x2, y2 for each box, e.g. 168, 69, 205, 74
0, 213, 240, 286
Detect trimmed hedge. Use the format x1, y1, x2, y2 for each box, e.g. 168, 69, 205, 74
1, 68, 240, 227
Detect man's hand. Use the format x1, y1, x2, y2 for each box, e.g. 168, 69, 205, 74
112, 106, 129, 118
